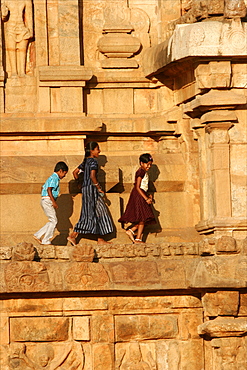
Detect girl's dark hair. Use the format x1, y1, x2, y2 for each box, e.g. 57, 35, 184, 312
81, 141, 99, 171
54, 161, 68, 172
139, 153, 153, 164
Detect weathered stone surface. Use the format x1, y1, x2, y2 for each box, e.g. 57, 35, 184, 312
4, 261, 49, 292
0, 314, 9, 345
10, 317, 70, 341
179, 310, 203, 339
73, 316, 90, 341
1, 1, 247, 368
115, 314, 178, 341
202, 291, 239, 317
143, 21, 247, 77
93, 343, 114, 370
239, 293, 247, 315
64, 262, 110, 290
198, 317, 247, 337
12, 242, 35, 261
0, 247, 12, 260
92, 315, 114, 343
210, 337, 247, 369
71, 245, 95, 262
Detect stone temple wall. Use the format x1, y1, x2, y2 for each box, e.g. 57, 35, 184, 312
0, 0, 247, 368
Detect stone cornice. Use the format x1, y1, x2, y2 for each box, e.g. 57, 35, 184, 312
142, 20, 247, 78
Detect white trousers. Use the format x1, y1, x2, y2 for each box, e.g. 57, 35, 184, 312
34, 198, 57, 244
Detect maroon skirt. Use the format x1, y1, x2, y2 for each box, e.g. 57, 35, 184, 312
118, 187, 156, 225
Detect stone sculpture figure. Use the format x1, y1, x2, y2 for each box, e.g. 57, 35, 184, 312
117, 342, 156, 370
9, 343, 33, 369
1, 0, 33, 77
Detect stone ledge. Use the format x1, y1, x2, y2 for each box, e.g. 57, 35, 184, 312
0, 236, 246, 261
0, 249, 246, 293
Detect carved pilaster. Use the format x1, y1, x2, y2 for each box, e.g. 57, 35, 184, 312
97, 3, 141, 69
0, 14, 5, 113
189, 88, 247, 237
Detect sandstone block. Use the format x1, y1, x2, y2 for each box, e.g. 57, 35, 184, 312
216, 236, 238, 253
64, 262, 110, 290
239, 293, 247, 315
12, 242, 35, 261
106, 261, 160, 287
180, 339, 204, 370
0, 315, 9, 344
202, 291, 239, 317
0, 247, 12, 260
156, 340, 180, 370
92, 315, 114, 343
0, 345, 8, 369
158, 260, 187, 289
5, 261, 49, 292
73, 316, 90, 341
115, 314, 178, 341
179, 310, 203, 339
93, 343, 114, 370
10, 317, 69, 341
1, 297, 63, 315
198, 317, 247, 337
63, 297, 108, 313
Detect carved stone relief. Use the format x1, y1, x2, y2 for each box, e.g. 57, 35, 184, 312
5, 261, 49, 292
211, 337, 247, 369
1, 0, 33, 78
116, 342, 156, 370
7, 342, 85, 370
12, 242, 35, 261
97, 2, 151, 68
167, 0, 247, 38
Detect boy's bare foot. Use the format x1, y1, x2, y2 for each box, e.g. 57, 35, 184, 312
134, 239, 144, 244
33, 235, 42, 244
67, 236, 77, 246
126, 229, 135, 243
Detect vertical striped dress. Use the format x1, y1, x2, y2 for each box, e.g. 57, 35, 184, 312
74, 158, 113, 235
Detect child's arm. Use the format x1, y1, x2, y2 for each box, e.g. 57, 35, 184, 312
47, 187, 58, 209
135, 177, 152, 204
90, 169, 104, 195
73, 167, 80, 180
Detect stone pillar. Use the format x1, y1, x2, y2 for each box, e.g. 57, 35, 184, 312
0, 14, 5, 113
206, 121, 232, 220
46, 0, 81, 66
193, 112, 236, 236
187, 89, 247, 237
33, 0, 48, 66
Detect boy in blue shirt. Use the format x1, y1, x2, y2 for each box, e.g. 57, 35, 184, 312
33, 161, 68, 245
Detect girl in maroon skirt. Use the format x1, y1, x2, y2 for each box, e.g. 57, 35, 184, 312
118, 153, 156, 243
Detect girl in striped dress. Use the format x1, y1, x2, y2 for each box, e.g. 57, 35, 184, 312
67, 142, 113, 245
118, 153, 156, 243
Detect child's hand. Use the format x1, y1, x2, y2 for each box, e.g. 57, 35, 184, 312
146, 197, 152, 205
53, 202, 58, 209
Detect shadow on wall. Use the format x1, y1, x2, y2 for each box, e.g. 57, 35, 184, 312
143, 164, 162, 241
52, 193, 74, 246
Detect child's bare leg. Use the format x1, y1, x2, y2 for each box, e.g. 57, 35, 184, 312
126, 224, 138, 243
134, 222, 145, 243
67, 231, 78, 246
